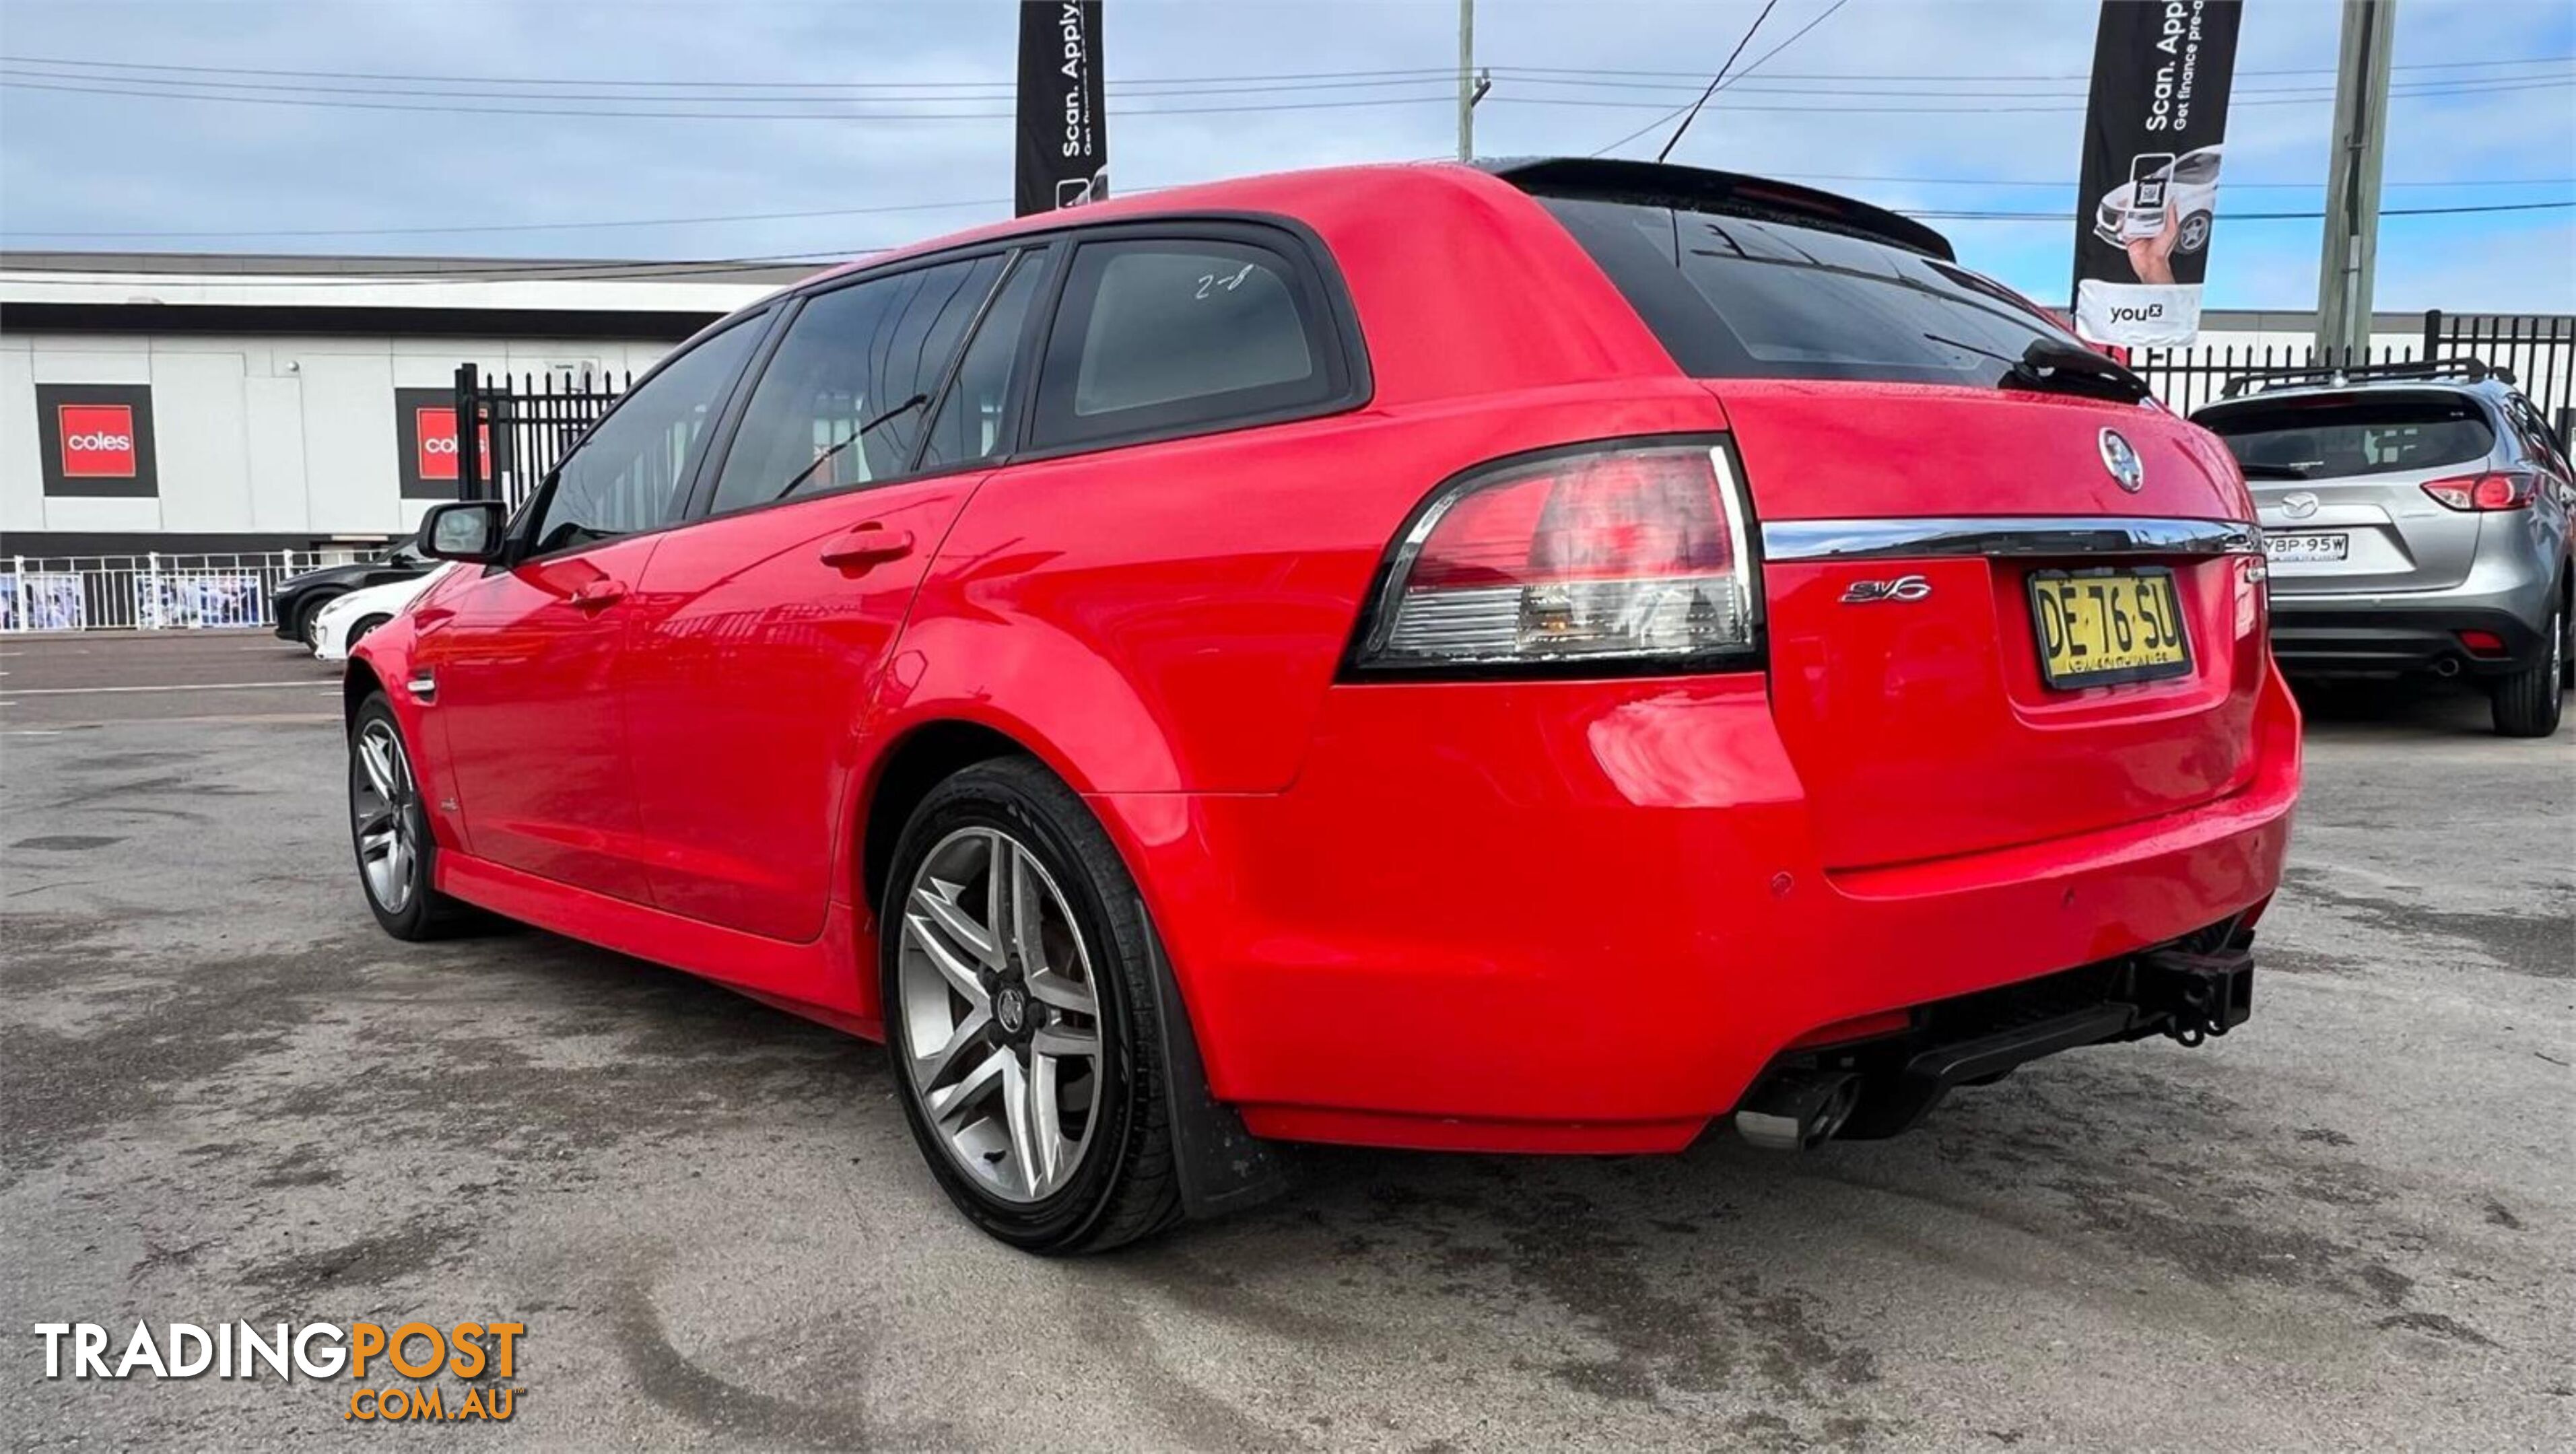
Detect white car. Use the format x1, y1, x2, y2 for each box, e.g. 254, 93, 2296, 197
313, 564, 452, 662
2092, 145, 2223, 258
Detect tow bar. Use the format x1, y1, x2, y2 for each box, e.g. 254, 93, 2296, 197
2135, 944, 2254, 1047
1732, 934, 2260, 1149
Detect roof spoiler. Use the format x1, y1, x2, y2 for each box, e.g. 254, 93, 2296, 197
1475, 156, 1956, 263
2214, 355, 2513, 400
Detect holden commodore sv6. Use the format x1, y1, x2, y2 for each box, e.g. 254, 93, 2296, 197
347, 158, 2299, 1252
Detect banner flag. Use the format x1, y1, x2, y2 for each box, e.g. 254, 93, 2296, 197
1016, 1, 1108, 216
2071, 0, 2245, 347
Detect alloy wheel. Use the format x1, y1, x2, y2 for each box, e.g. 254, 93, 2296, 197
895, 826, 1105, 1204
351, 720, 418, 913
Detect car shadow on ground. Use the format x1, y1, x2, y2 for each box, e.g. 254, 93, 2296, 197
2289, 674, 2564, 738
442, 916, 2453, 1391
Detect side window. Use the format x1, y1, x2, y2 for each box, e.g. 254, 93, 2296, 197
918, 254, 1047, 473
707, 254, 1005, 516
1029, 234, 1349, 450
530, 318, 761, 557
2507, 394, 2571, 477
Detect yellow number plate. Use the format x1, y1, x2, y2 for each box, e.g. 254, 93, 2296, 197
2027, 567, 2192, 689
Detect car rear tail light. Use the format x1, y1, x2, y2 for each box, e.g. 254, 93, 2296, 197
1351, 441, 1759, 672
2420, 471, 2537, 511
2458, 629, 2509, 657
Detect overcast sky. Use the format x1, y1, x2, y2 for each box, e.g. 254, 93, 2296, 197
1, 0, 2570, 312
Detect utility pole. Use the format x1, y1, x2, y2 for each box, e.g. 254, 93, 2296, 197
2315, 0, 2398, 364
1456, 0, 1475, 161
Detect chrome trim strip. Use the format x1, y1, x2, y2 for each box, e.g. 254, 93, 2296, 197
1761, 516, 2261, 563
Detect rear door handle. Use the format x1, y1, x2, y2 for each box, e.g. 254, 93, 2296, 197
819, 523, 916, 572
568, 578, 628, 611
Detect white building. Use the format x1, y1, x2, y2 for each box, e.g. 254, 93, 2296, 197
0, 251, 805, 557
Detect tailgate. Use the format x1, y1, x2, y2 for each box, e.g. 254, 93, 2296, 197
1725, 380, 2269, 870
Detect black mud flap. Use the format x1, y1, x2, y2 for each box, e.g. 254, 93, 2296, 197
1141, 907, 1289, 1220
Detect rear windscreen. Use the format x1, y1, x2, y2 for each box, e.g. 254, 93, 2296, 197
2196, 398, 2496, 479
1540, 196, 2087, 386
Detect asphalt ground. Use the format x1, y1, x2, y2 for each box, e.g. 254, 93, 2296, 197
2, 631, 2569, 1451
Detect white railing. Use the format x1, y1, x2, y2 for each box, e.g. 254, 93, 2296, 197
1, 549, 374, 633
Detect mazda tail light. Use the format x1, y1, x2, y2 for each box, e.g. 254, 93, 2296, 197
2420, 471, 2537, 512
1349, 440, 1760, 674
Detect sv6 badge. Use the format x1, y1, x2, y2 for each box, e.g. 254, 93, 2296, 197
1840, 574, 1933, 604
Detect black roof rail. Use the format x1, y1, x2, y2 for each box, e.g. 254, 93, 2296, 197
1474, 155, 1955, 263
2215, 355, 2515, 400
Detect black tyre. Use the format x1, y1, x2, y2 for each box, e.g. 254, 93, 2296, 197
880, 757, 1182, 1254
348, 695, 472, 939
296, 595, 339, 649
2176, 209, 2213, 254
346, 615, 392, 650
2491, 597, 2566, 738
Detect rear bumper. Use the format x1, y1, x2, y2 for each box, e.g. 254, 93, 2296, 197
2270, 598, 2550, 677
1093, 665, 2301, 1154
2268, 534, 2563, 677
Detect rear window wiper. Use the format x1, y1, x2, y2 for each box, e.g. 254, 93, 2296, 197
2235, 462, 2312, 481
1924, 333, 2153, 405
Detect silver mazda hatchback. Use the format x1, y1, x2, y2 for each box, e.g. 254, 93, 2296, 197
2193, 361, 2573, 736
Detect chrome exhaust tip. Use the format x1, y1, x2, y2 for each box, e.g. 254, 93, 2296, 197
1732, 1070, 1862, 1151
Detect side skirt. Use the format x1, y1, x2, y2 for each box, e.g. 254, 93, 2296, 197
434, 851, 877, 1033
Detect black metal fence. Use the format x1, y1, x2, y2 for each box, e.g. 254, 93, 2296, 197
2126, 310, 2575, 429
454, 363, 631, 511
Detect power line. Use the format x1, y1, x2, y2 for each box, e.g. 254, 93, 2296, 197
22, 57, 2560, 106
1517, 75, 2575, 113
8, 49, 2563, 90
0, 54, 1468, 90
1497, 53, 2576, 81
1913, 199, 2575, 222
1780, 171, 2576, 191
15, 168, 2576, 244
0, 197, 1013, 242
3, 63, 2564, 120
0, 63, 1491, 104
0, 75, 1470, 118
9, 196, 2565, 283
1592, 0, 1854, 155
1657, 0, 1784, 164
60, 250, 891, 288
22, 197, 2567, 273
14, 170, 2576, 244
1475, 65, 2574, 99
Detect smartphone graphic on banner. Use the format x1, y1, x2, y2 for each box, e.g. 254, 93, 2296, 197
2124, 152, 2177, 240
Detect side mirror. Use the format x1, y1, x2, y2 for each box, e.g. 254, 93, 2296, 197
421, 500, 507, 563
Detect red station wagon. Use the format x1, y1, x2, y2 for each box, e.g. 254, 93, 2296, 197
349, 158, 2300, 1252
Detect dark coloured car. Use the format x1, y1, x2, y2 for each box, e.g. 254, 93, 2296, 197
269, 539, 436, 648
